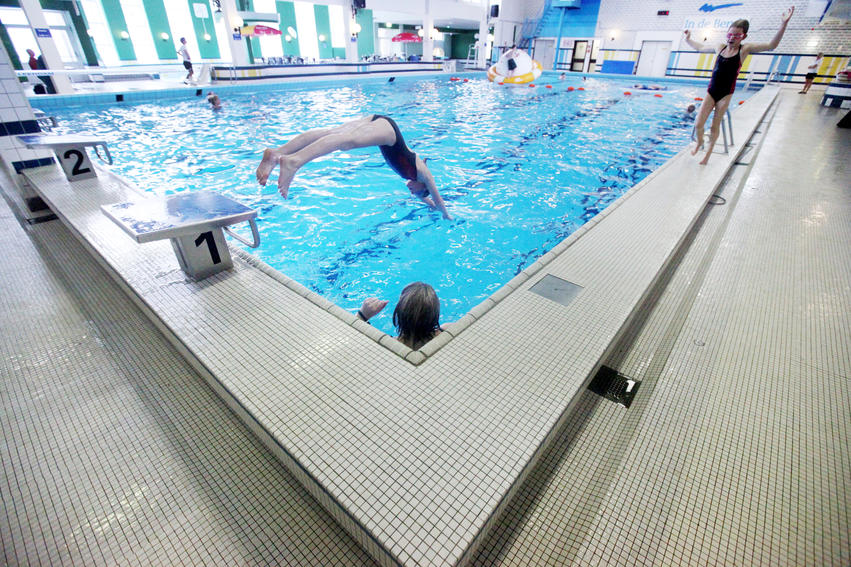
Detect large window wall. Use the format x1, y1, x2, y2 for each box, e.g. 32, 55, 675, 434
1, 0, 366, 67
1, 6, 86, 66
2, 0, 487, 68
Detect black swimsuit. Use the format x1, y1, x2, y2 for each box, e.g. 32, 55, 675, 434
371, 115, 418, 181
707, 47, 741, 102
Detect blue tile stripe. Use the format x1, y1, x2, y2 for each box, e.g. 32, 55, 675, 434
13, 157, 55, 173
0, 120, 40, 137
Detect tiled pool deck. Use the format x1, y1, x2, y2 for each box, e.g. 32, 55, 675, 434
2, 86, 849, 566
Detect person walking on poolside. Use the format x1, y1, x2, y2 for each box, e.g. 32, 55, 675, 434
177, 37, 193, 83
800, 52, 823, 94
684, 7, 794, 165
256, 115, 452, 219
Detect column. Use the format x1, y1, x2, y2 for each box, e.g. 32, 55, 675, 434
220, 0, 249, 65
477, 15, 489, 68
20, 0, 73, 94
344, 1, 358, 63
422, 1, 433, 62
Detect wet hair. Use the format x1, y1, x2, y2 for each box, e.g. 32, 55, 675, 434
687, 104, 696, 112
393, 282, 440, 350
180, 37, 186, 43
730, 19, 749, 34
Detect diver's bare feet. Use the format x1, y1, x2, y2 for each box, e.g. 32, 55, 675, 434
276, 156, 298, 199
256, 148, 279, 186
699, 152, 711, 165
691, 143, 703, 156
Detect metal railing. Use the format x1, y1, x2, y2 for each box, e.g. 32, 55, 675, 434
691, 109, 734, 154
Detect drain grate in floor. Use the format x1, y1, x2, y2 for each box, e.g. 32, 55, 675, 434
588, 366, 641, 408
529, 274, 583, 307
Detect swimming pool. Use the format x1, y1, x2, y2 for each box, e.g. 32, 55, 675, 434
50, 74, 746, 334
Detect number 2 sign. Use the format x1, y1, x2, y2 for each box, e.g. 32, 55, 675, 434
57, 145, 96, 181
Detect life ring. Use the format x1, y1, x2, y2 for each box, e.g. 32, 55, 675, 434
487, 49, 543, 85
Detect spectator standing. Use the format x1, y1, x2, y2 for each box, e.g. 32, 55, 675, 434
177, 37, 193, 83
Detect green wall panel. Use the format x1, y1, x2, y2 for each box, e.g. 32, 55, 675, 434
332, 47, 345, 59
100, 0, 136, 61
356, 9, 373, 58
450, 31, 476, 60
185, 0, 220, 59
142, 0, 175, 60
313, 4, 331, 60
276, 1, 298, 57
0, 18, 22, 70
64, 0, 98, 66
244, 0, 261, 61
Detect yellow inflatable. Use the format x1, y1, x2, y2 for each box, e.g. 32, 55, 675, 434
487, 49, 543, 84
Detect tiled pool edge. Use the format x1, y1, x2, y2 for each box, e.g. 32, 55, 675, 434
27, 70, 451, 110
229, 102, 754, 366
18, 86, 780, 567
16, 168, 414, 567
453, 87, 782, 567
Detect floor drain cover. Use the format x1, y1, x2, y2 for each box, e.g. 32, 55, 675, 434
529, 274, 583, 307
588, 366, 640, 408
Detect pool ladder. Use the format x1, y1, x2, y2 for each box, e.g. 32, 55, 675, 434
691, 109, 734, 154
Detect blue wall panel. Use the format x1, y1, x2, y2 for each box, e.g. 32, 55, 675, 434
540, 0, 601, 38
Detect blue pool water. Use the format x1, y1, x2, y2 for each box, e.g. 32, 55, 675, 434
51, 74, 747, 334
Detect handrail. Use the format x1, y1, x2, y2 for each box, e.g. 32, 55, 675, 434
224, 218, 261, 248
691, 109, 734, 153
92, 143, 113, 165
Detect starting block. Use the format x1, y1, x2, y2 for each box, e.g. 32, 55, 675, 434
102, 190, 260, 280
18, 133, 111, 182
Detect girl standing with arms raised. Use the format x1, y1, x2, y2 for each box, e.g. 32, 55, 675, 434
684, 7, 794, 165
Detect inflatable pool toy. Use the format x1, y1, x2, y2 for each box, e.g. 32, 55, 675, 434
487, 49, 543, 85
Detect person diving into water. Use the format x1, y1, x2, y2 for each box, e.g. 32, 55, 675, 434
256, 115, 451, 219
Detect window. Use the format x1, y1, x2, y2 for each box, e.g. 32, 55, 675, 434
0, 6, 86, 67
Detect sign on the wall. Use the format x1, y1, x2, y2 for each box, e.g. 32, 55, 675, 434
683, 16, 737, 33
698, 2, 744, 13
34, 28, 51, 38
193, 3, 209, 19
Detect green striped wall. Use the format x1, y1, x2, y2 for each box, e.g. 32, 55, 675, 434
185, 0, 220, 59
277, 1, 299, 57
142, 0, 175, 60
0, 17, 21, 70
244, 0, 261, 60
356, 9, 373, 59
100, 0, 136, 61
313, 4, 332, 59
